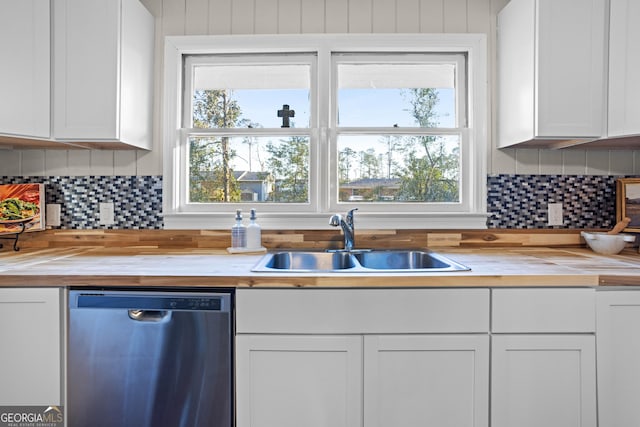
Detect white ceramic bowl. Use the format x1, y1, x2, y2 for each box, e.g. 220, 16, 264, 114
581, 231, 636, 255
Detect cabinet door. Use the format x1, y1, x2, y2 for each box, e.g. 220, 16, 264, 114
236, 335, 362, 427
364, 335, 489, 427
492, 335, 596, 427
536, 0, 606, 138
0, 288, 62, 405
608, 0, 640, 137
597, 291, 640, 427
0, 0, 50, 138
53, 0, 119, 140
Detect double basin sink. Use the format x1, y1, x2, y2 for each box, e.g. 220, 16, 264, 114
252, 249, 470, 273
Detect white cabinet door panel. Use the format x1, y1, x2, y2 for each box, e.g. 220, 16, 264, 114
236, 335, 363, 427
364, 334, 489, 427
0, 0, 50, 138
608, 0, 640, 137
597, 291, 640, 427
492, 335, 596, 427
53, 0, 119, 140
535, 0, 605, 138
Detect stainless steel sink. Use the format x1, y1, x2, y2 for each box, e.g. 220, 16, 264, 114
260, 251, 358, 272
352, 250, 467, 271
251, 249, 470, 273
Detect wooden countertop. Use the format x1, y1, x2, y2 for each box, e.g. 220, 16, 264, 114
1, 246, 639, 287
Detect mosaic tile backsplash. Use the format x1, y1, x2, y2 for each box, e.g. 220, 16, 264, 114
0, 176, 163, 229
487, 174, 619, 229
0, 175, 624, 229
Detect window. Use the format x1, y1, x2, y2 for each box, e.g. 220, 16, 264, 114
163, 35, 488, 229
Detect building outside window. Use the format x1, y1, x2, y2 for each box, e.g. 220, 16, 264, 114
163, 34, 487, 229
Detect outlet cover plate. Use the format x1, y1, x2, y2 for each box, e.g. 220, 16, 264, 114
99, 202, 115, 225
548, 202, 563, 226
46, 204, 61, 227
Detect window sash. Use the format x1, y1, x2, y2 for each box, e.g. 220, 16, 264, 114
328, 128, 471, 213
180, 54, 319, 213
177, 128, 320, 213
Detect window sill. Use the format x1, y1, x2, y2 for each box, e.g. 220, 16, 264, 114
162, 212, 489, 230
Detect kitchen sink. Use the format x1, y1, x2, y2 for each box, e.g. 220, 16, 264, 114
261, 251, 358, 272
353, 250, 462, 270
251, 249, 470, 273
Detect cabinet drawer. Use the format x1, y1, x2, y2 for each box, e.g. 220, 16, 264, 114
492, 288, 595, 333
237, 288, 490, 334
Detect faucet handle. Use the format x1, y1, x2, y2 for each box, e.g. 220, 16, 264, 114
346, 208, 358, 225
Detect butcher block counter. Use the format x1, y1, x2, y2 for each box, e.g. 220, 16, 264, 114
1, 245, 640, 287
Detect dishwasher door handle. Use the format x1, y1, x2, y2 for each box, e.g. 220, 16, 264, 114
128, 309, 171, 322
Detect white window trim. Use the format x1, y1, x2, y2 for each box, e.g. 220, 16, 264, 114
163, 34, 488, 230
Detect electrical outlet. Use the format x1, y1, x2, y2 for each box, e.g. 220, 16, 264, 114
46, 204, 61, 227
548, 202, 563, 226
99, 202, 115, 225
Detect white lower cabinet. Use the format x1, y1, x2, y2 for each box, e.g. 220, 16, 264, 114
596, 290, 640, 427
491, 288, 597, 427
0, 288, 64, 405
236, 334, 489, 427
236, 288, 490, 427
236, 288, 599, 427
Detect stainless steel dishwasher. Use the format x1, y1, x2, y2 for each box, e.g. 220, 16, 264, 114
68, 289, 233, 427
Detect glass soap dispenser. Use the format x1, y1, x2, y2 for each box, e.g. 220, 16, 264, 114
231, 209, 246, 249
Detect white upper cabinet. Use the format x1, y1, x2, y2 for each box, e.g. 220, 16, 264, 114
53, 0, 154, 149
0, 0, 50, 139
607, 0, 640, 139
497, 0, 606, 148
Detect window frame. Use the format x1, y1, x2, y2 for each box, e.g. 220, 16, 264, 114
163, 34, 488, 230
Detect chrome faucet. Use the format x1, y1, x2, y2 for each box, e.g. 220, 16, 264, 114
329, 208, 358, 251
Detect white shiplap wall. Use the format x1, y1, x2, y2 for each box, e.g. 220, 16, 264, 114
2, 0, 639, 177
